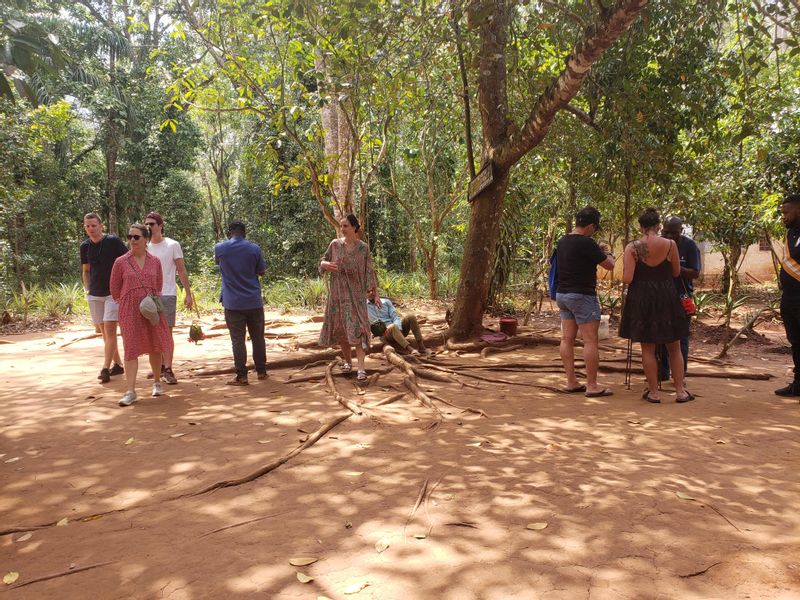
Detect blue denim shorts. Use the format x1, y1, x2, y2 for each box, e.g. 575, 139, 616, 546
556, 292, 601, 325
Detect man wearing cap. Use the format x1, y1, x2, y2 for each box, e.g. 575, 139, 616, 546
775, 194, 800, 398
144, 211, 194, 384
555, 206, 616, 397
214, 220, 268, 385
658, 216, 701, 380
80, 212, 128, 383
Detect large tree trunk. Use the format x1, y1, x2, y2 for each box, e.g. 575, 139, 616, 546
451, 170, 511, 335
449, 0, 648, 339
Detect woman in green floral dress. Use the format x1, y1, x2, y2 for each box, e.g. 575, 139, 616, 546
319, 214, 381, 381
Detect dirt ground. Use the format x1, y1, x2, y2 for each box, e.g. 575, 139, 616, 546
1, 306, 799, 600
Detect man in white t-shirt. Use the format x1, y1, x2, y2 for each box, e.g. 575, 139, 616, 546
145, 211, 194, 384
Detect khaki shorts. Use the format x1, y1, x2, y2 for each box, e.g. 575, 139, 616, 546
87, 295, 119, 324
161, 295, 177, 327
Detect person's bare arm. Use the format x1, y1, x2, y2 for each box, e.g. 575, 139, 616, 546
669, 241, 681, 278
82, 264, 90, 293
622, 244, 636, 285
175, 258, 193, 308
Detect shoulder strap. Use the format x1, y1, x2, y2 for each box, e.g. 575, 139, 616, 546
126, 255, 155, 293
783, 238, 800, 283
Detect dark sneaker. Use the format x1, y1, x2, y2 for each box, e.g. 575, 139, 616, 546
109, 363, 125, 376
774, 382, 800, 397
257, 371, 269, 380
98, 368, 111, 383
226, 376, 249, 386
162, 367, 178, 385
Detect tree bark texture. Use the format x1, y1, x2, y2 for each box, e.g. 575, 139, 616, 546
449, 0, 648, 339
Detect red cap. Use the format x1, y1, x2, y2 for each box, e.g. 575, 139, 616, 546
145, 211, 163, 225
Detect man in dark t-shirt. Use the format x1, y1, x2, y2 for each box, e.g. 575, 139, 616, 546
555, 206, 616, 397
659, 216, 701, 380
775, 194, 800, 398
80, 212, 128, 383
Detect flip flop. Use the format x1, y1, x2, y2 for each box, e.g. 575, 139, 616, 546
676, 391, 695, 403
642, 390, 660, 403
563, 385, 587, 393
585, 388, 613, 398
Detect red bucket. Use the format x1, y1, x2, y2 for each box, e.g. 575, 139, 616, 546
499, 317, 518, 337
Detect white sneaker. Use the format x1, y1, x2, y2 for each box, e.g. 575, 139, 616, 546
152, 382, 164, 397
119, 390, 137, 407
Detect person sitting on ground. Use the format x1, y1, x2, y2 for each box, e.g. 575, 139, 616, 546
367, 296, 428, 355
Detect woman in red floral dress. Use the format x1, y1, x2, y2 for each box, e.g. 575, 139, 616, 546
319, 214, 381, 381
110, 223, 173, 407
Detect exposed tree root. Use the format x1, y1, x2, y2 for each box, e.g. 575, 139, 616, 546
283, 372, 326, 384
370, 392, 408, 407
418, 359, 565, 392
596, 364, 772, 380
428, 392, 489, 418
445, 335, 557, 354
679, 561, 722, 578
192, 332, 448, 377
199, 510, 294, 538
3, 561, 115, 590
403, 375, 443, 418
325, 361, 363, 415
59, 333, 101, 348
188, 413, 353, 496
480, 344, 524, 359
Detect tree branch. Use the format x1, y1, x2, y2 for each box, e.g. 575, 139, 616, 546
496, 0, 648, 170
563, 103, 599, 130
540, 0, 588, 28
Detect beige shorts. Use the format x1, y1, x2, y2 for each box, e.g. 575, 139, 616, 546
87, 295, 119, 324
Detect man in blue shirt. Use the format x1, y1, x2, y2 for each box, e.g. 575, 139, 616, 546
367, 297, 428, 355
775, 194, 800, 397
214, 221, 267, 385
659, 216, 701, 380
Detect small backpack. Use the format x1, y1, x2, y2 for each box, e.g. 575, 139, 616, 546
548, 250, 558, 300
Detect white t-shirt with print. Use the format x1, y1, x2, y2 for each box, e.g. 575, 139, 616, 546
147, 237, 184, 296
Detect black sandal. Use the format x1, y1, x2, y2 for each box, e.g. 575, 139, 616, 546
676, 391, 695, 403
642, 390, 661, 403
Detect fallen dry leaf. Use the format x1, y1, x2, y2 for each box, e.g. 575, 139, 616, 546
715, 439, 727, 444
299, 435, 309, 443
56, 517, 69, 527
288, 557, 318, 567
257, 440, 270, 444
3, 572, 19, 585
15, 533, 32, 542
170, 433, 187, 438
296, 572, 314, 583
344, 521, 353, 529
526, 522, 548, 530
627, 419, 641, 425
343, 581, 369, 594
4, 457, 20, 463
375, 537, 390, 553
124, 437, 135, 445
413, 534, 426, 539
676, 491, 696, 501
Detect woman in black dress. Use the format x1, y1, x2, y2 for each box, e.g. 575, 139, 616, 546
619, 208, 693, 403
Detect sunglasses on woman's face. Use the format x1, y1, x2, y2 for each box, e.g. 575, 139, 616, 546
127, 234, 145, 240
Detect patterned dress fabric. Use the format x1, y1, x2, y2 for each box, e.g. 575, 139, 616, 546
318, 239, 379, 348
110, 252, 174, 361
619, 256, 690, 344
